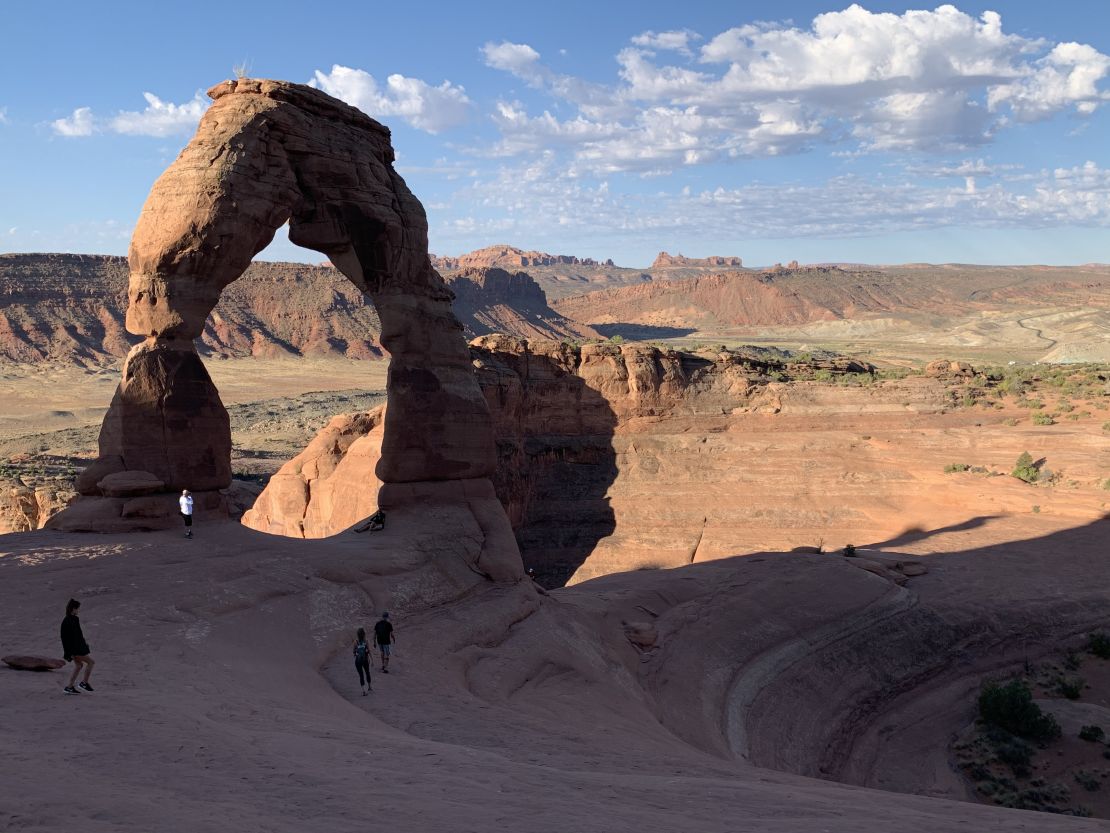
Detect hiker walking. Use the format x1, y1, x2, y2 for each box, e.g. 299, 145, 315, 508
353, 627, 372, 695
374, 612, 395, 673
60, 598, 95, 695
179, 489, 194, 538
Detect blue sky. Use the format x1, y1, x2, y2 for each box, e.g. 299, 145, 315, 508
2, 0, 1108, 267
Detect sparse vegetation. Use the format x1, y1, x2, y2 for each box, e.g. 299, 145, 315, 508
1089, 632, 1110, 659
1078, 725, 1105, 743
1011, 451, 1039, 484
978, 680, 1061, 741
1032, 413, 1055, 426
944, 463, 970, 473
1057, 677, 1083, 700
842, 544, 856, 557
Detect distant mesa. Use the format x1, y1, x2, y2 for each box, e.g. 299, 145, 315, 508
652, 251, 743, 268
446, 267, 598, 342
432, 244, 614, 271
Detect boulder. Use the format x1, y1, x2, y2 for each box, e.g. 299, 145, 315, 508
97, 470, 165, 498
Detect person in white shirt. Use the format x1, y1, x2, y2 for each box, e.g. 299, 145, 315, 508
179, 489, 194, 538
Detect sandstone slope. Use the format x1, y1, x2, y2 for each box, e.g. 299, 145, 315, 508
2, 505, 1108, 830
445, 267, 598, 341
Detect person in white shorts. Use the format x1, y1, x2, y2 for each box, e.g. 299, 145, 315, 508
179, 489, 194, 538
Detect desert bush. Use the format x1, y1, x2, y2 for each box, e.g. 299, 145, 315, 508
1057, 677, 1083, 700
978, 680, 1061, 741
1078, 725, 1105, 742
944, 463, 970, 473
1103, 422, 1110, 432
843, 544, 856, 557
814, 369, 834, 382
1088, 632, 1110, 659
1032, 413, 1055, 425
1012, 452, 1039, 484
986, 727, 1035, 777
1003, 418, 1019, 427
1074, 771, 1101, 792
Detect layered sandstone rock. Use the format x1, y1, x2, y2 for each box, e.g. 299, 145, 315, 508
244, 337, 889, 585
0, 254, 383, 366
53, 79, 522, 582
432, 245, 613, 272
0, 479, 76, 533
652, 252, 743, 268
242, 410, 384, 537
446, 268, 598, 341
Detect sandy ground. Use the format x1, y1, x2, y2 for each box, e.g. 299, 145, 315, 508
1, 504, 1109, 831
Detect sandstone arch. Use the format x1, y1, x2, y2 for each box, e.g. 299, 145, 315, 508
56, 79, 517, 578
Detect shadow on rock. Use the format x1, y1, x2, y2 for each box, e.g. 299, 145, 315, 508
472, 337, 618, 588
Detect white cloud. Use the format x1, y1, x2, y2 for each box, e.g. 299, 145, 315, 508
0, 107, 8, 124
444, 156, 1110, 247
310, 65, 471, 133
109, 93, 208, 137
482, 42, 542, 78
51, 93, 207, 138
52, 106, 96, 137
988, 42, 1110, 121
481, 6, 1110, 171
630, 29, 701, 56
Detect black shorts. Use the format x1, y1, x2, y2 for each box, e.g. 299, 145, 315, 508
181, 513, 193, 527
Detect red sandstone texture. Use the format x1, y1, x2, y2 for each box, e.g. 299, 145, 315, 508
446, 267, 598, 341
652, 251, 743, 268
431, 244, 613, 271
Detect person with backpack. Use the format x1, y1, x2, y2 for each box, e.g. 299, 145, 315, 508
353, 627, 372, 694
374, 612, 395, 673
60, 598, 95, 695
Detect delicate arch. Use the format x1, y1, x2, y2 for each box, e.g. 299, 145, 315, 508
88, 78, 494, 494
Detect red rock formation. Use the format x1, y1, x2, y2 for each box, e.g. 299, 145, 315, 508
51, 78, 521, 581
446, 267, 598, 341
652, 252, 743, 268
432, 245, 613, 271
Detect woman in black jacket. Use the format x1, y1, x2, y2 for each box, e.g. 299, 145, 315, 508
60, 599, 95, 695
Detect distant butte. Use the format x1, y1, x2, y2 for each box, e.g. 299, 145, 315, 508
652, 251, 743, 268
431, 244, 614, 271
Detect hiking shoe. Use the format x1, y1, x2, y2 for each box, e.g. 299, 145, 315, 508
64, 686, 79, 695
78, 682, 94, 692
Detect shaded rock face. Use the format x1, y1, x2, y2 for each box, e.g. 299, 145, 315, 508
245, 337, 857, 585
446, 268, 599, 342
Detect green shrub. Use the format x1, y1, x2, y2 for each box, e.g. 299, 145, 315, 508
843, 544, 856, 557
1074, 771, 1101, 792
944, 463, 970, 473
986, 728, 1035, 777
1032, 505, 1041, 514
978, 680, 1061, 741
1078, 725, 1105, 742
1088, 632, 1110, 659
1103, 422, 1110, 432
1003, 418, 1019, 427
1057, 677, 1083, 700
1011, 452, 1039, 484
1032, 413, 1055, 426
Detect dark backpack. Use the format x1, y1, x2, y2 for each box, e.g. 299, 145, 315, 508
354, 640, 368, 661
